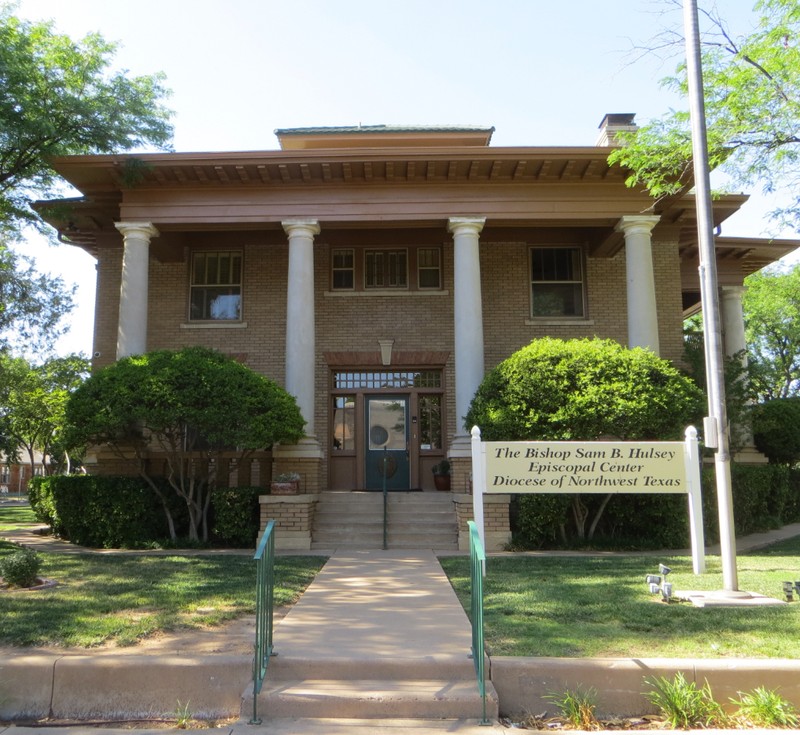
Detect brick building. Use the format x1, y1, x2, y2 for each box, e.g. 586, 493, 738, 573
36, 116, 797, 549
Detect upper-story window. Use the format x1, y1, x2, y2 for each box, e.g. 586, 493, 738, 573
332, 247, 441, 292
530, 247, 585, 318
190, 251, 242, 321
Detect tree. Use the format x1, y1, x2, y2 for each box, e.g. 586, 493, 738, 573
0, 244, 75, 353
64, 347, 306, 542
0, 4, 173, 238
609, 0, 800, 230
465, 338, 704, 541
682, 313, 753, 453
743, 263, 800, 400
0, 353, 89, 478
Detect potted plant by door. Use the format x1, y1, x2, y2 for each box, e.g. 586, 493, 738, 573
431, 460, 451, 491
270, 471, 301, 495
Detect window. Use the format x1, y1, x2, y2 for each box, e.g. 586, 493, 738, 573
365, 250, 407, 289
332, 395, 356, 451
332, 249, 354, 289
333, 370, 441, 390
331, 247, 442, 292
190, 251, 242, 321
419, 394, 442, 450
530, 247, 585, 318
417, 248, 441, 289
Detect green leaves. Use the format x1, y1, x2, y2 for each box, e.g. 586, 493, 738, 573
64, 347, 306, 542
610, 0, 800, 229
466, 337, 704, 442
0, 6, 173, 237
744, 263, 800, 400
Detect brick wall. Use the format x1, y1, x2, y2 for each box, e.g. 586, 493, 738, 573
92, 230, 687, 490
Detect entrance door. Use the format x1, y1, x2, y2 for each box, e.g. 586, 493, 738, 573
365, 396, 409, 490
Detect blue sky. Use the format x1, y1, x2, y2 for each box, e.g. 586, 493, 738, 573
14, 0, 794, 356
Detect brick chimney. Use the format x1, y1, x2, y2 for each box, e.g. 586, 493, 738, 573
596, 113, 637, 146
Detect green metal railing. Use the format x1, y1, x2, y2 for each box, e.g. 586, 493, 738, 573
468, 520, 490, 725
250, 520, 276, 725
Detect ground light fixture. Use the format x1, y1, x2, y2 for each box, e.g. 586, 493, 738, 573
645, 565, 674, 603
783, 581, 794, 602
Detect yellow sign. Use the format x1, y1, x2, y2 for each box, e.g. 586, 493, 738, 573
484, 441, 687, 494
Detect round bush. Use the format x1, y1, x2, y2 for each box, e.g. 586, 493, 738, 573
1, 547, 42, 587
466, 337, 704, 441
466, 338, 705, 547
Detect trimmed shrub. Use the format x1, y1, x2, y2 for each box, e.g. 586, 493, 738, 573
28, 475, 185, 548
211, 486, 262, 547
786, 469, 800, 523
701, 463, 790, 543
510, 459, 792, 551
469, 338, 704, 546
752, 397, 800, 465
1, 547, 42, 587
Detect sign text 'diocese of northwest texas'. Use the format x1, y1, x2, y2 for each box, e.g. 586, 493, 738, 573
484, 441, 687, 494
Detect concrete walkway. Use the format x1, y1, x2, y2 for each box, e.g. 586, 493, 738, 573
273, 549, 472, 659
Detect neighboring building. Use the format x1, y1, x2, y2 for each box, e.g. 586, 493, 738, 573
36, 115, 798, 549
1, 450, 46, 496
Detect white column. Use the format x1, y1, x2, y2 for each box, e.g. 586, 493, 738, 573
616, 215, 661, 354
114, 222, 158, 359
448, 216, 486, 450
721, 284, 759, 454
282, 220, 320, 441
720, 285, 747, 360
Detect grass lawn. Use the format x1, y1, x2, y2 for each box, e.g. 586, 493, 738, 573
0, 503, 39, 529
440, 535, 800, 659
0, 505, 326, 648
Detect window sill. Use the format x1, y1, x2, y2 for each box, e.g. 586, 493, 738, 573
525, 318, 595, 326
181, 321, 248, 329
324, 290, 450, 297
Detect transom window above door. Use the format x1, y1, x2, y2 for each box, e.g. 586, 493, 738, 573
331, 247, 442, 291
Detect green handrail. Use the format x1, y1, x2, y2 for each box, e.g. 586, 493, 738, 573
250, 520, 276, 725
383, 448, 388, 550
468, 520, 490, 725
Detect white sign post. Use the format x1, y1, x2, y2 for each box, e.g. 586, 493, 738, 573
471, 425, 705, 574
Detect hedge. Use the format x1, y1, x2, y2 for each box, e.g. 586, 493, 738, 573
511, 461, 794, 550
210, 486, 263, 547
28, 475, 264, 548
29, 475, 184, 548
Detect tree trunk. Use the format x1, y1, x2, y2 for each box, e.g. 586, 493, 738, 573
571, 494, 588, 540
587, 493, 613, 541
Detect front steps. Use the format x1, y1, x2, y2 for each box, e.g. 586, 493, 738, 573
244, 654, 498, 720
312, 491, 459, 550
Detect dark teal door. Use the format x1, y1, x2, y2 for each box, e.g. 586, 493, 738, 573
365, 396, 409, 490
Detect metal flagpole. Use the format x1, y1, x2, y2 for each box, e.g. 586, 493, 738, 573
683, 0, 739, 592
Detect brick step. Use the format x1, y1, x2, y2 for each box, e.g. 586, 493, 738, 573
245, 678, 498, 720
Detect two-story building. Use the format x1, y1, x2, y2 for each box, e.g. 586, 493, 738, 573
36, 115, 797, 549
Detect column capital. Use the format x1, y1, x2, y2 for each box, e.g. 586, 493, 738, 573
720, 284, 747, 297
114, 221, 159, 239
615, 215, 660, 236
282, 220, 320, 237
448, 217, 486, 236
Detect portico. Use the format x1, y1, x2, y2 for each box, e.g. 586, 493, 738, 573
36, 119, 799, 549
